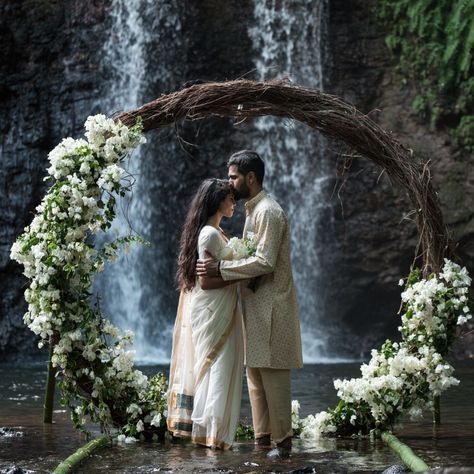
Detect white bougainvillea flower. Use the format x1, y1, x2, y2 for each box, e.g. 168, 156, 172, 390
10, 115, 166, 439
296, 259, 471, 438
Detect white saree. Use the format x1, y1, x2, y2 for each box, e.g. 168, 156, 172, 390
167, 225, 244, 449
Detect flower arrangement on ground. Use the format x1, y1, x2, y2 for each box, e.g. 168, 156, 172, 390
295, 260, 472, 438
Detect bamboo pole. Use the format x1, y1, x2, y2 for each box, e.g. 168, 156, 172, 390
52, 435, 111, 474
433, 395, 441, 425
43, 337, 57, 423
380, 431, 430, 473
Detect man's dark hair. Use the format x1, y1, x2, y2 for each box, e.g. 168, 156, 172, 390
227, 150, 265, 185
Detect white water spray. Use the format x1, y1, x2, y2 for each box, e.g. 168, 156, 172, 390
95, 0, 177, 364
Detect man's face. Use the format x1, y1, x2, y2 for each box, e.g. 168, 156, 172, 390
228, 164, 250, 200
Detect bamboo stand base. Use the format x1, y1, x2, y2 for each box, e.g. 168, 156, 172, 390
379, 430, 430, 473
43, 339, 57, 423
52, 435, 111, 474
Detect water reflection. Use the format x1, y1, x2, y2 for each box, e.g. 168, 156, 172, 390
73, 437, 399, 473
1, 362, 473, 473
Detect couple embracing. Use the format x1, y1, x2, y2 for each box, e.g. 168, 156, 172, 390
167, 150, 303, 458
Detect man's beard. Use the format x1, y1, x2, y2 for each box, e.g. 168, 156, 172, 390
233, 182, 250, 200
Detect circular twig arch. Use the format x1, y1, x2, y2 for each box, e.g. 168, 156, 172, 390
116, 79, 450, 274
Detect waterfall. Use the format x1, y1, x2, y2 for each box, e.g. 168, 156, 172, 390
94, 0, 181, 364
95, 0, 340, 364
248, 0, 337, 362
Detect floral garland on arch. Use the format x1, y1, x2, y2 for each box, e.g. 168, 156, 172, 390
293, 260, 472, 439
10, 115, 167, 441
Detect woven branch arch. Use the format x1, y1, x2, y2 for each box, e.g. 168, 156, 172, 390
26, 79, 457, 438
116, 79, 450, 274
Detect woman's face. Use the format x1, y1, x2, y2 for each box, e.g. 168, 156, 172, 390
219, 192, 236, 218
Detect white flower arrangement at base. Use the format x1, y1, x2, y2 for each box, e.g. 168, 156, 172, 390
292, 259, 471, 438
11, 114, 167, 439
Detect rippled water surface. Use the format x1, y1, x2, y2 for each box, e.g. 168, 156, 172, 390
1, 362, 473, 473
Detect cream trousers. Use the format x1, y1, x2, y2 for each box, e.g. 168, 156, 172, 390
246, 367, 292, 444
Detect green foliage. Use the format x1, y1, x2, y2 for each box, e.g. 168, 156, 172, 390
235, 422, 254, 440
456, 115, 474, 150
377, 0, 474, 153
145, 374, 168, 413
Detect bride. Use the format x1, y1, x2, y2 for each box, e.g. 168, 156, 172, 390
167, 178, 244, 449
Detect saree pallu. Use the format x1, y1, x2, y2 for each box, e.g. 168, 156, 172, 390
167, 290, 195, 437
167, 284, 244, 449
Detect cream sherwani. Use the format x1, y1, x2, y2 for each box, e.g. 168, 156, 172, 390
220, 190, 302, 443
220, 190, 303, 370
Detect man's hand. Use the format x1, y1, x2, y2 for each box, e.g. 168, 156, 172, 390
196, 250, 220, 277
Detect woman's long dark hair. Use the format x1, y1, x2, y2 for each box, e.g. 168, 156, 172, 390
176, 178, 232, 291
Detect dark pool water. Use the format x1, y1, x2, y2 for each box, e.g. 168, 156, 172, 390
1, 362, 473, 473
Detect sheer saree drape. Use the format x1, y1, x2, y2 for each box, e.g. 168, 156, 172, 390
167, 226, 244, 449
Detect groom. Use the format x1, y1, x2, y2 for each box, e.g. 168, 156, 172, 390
196, 149, 303, 458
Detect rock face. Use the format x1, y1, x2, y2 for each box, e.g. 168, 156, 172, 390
0, 0, 257, 360
0, 0, 113, 360
323, 0, 474, 357
1, 0, 473, 361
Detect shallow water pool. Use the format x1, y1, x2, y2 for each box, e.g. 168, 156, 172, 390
1, 362, 473, 472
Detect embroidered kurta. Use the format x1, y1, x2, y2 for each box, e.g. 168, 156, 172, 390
220, 190, 303, 369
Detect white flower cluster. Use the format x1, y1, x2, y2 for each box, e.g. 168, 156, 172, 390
97, 164, 125, 191
300, 411, 337, 439
291, 399, 301, 431
400, 259, 471, 346
11, 115, 145, 345
227, 231, 258, 259
10, 115, 167, 437
298, 259, 471, 439
117, 434, 138, 444
47, 137, 89, 180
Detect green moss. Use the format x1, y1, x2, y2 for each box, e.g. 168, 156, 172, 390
376, 0, 474, 154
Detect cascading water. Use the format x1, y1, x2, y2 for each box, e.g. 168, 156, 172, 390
94, 0, 181, 363
95, 0, 339, 364
248, 0, 336, 362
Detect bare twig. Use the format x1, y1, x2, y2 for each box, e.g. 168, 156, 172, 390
115, 79, 450, 274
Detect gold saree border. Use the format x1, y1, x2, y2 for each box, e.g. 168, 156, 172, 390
195, 313, 235, 386
192, 435, 231, 450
